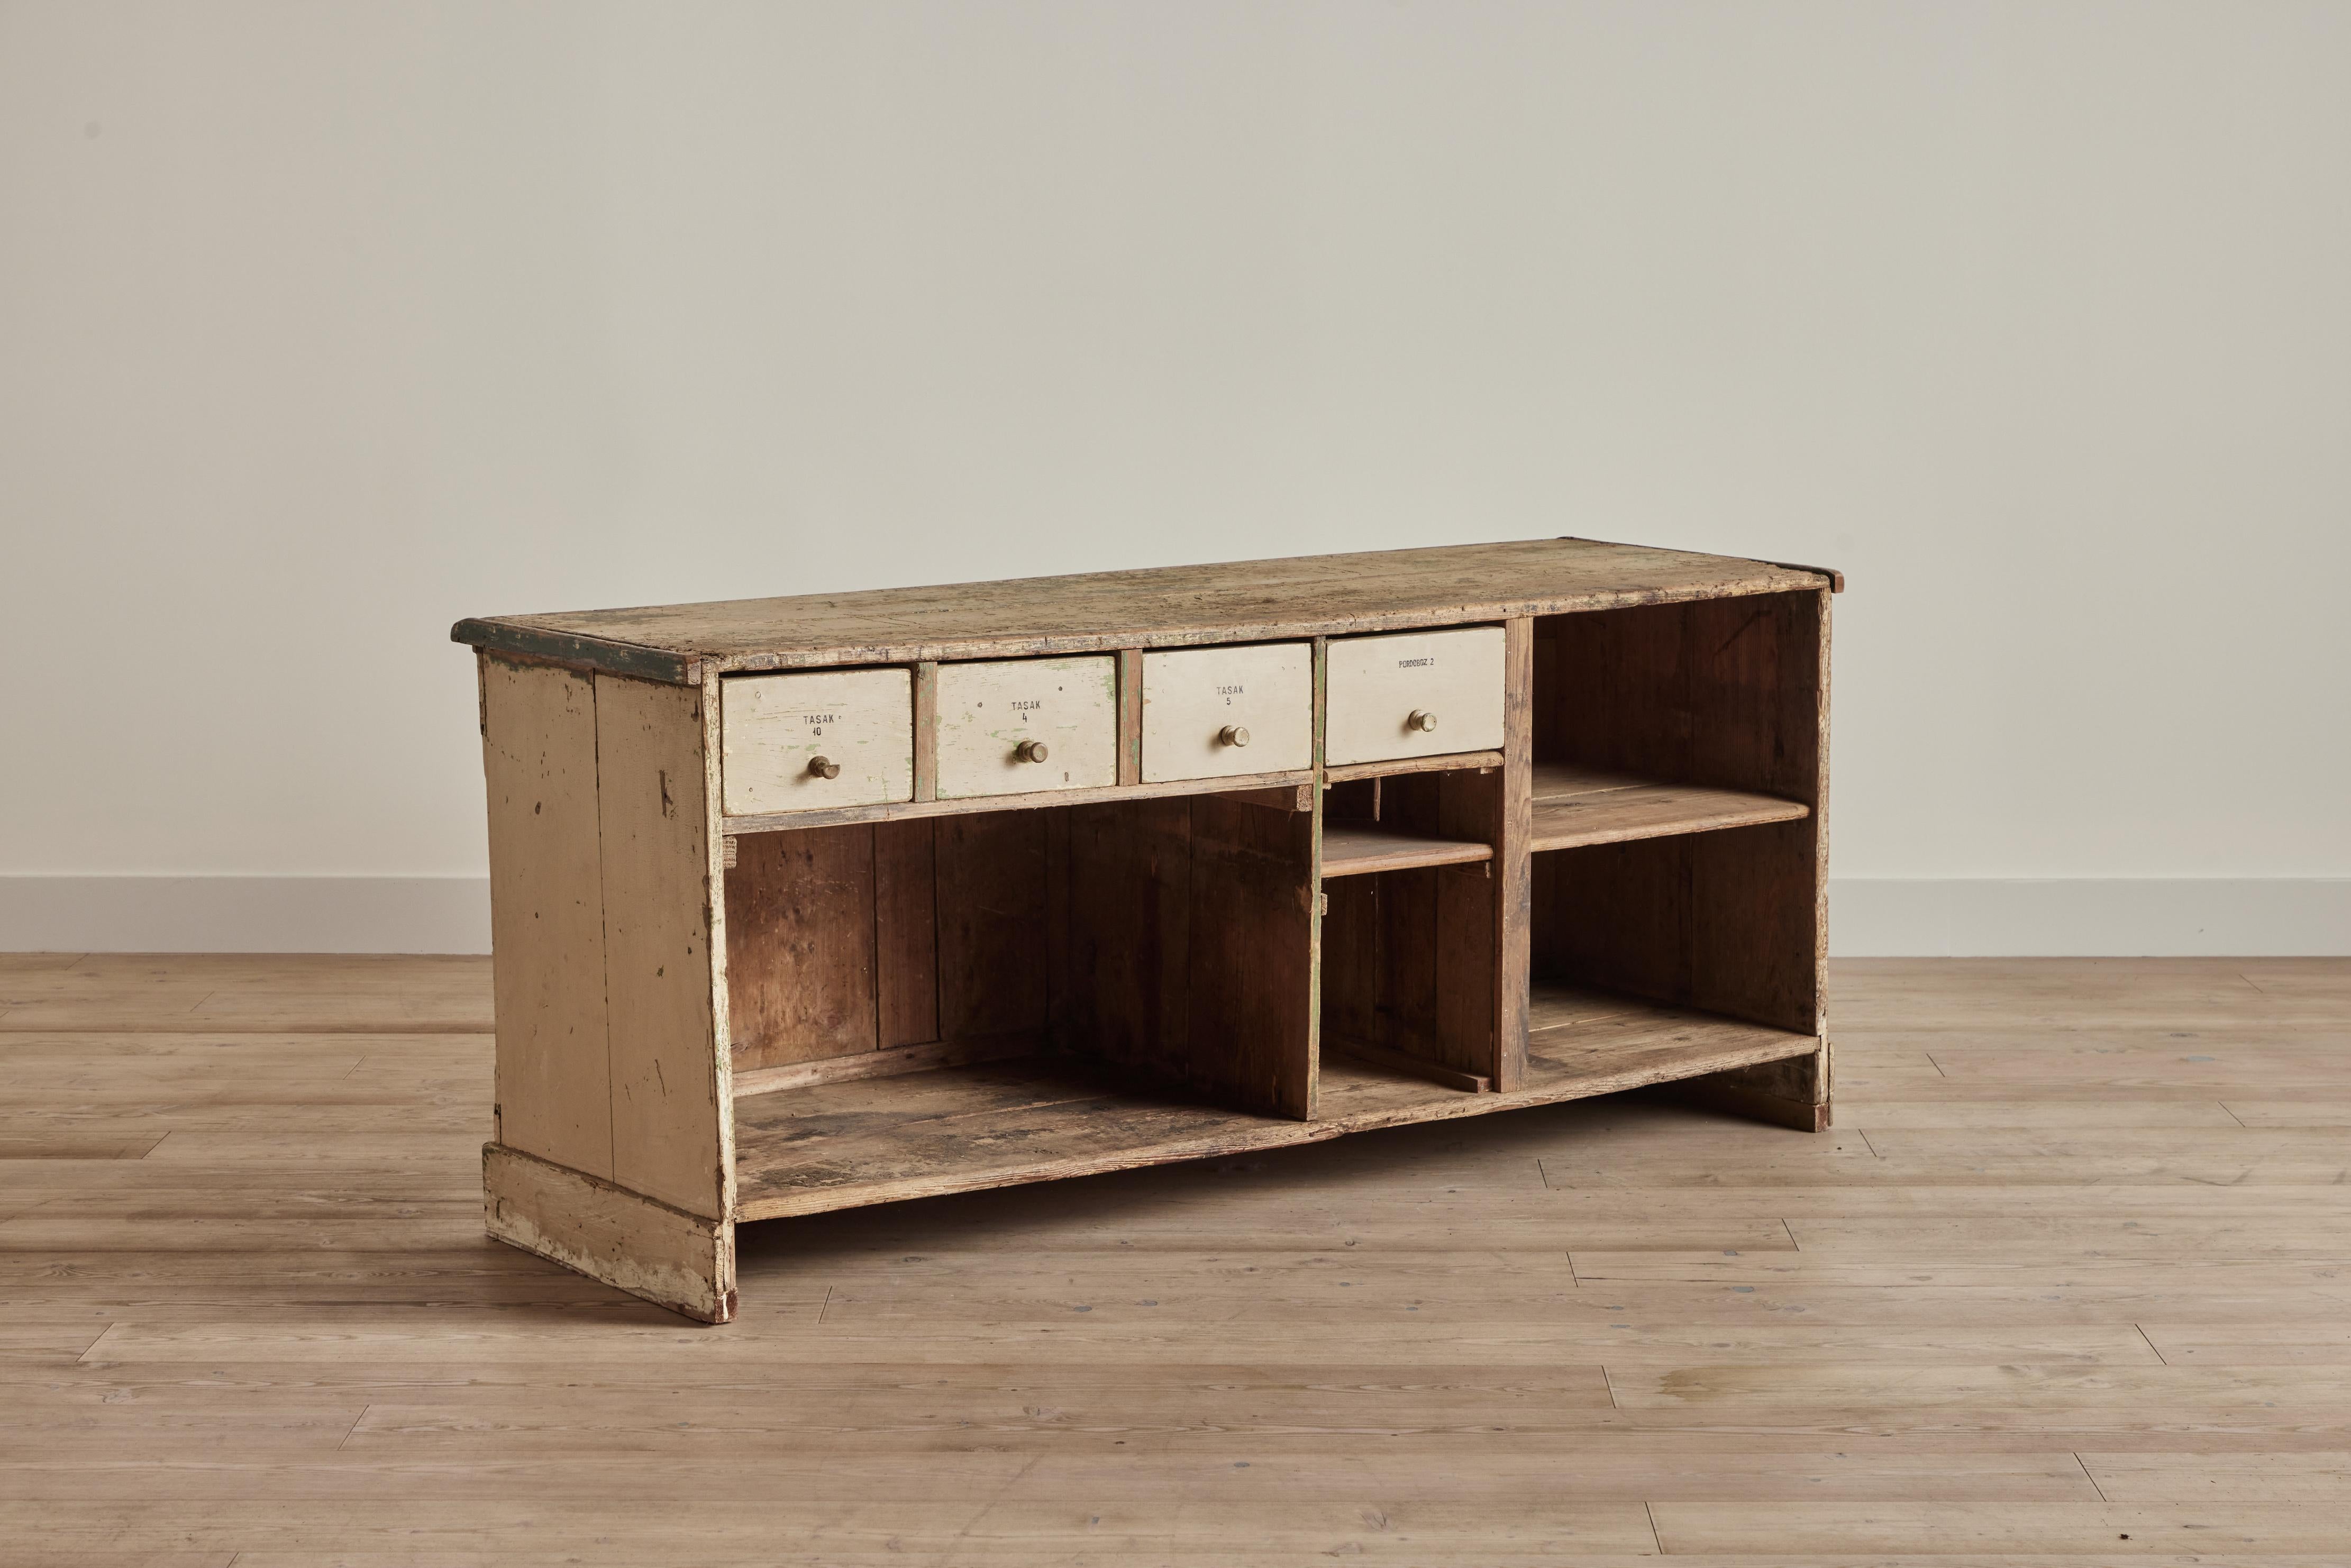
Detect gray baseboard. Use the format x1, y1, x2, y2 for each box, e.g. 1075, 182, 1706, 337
1829, 878, 2351, 958
0, 876, 493, 954
2, 875, 2345, 957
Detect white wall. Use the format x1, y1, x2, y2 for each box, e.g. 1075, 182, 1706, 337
4, 1, 2346, 955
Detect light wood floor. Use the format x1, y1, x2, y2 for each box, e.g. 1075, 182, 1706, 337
5, 955, 2349, 1565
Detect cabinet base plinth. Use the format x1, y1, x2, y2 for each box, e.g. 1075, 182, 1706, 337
483, 1143, 737, 1323
1669, 1046, 1831, 1132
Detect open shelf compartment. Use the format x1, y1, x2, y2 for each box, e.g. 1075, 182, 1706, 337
734, 980, 1817, 1220
723, 786, 1320, 1184
1517, 590, 1830, 1128
1318, 765, 1505, 1093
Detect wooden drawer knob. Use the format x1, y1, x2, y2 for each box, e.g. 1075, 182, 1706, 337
1407, 709, 1438, 734
807, 755, 842, 779
1015, 739, 1050, 763
1218, 724, 1251, 748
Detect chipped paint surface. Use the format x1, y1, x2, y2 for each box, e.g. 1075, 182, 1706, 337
484, 1144, 734, 1323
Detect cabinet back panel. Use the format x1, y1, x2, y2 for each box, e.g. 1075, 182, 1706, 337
724, 825, 880, 1070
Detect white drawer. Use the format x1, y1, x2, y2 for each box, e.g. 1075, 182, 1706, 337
1324, 626, 1507, 766
722, 668, 914, 816
1140, 643, 1313, 783
936, 656, 1119, 798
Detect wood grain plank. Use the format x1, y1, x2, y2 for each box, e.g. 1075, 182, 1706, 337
478, 657, 612, 1178
461, 537, 1826, 672
1318, 826, 1492, 878
1529, 779, 1809, 851
1184, 792, 1316, 1117
722, 824, 877, 1071
934, 810, 1052, 1041
593, 673, 725, 1219
871, 819, 938, 1051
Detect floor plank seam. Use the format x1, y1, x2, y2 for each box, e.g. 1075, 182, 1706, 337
2073, 1451, 2109, 1502
2135, 1323, 2169, 1364
2218, 1101, 2250, 1127
1644, 1500, 1663, 1555
336, 1403, 371, 1452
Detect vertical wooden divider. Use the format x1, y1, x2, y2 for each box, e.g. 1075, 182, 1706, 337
1307, 637, 1328, 1116
1116, 649, 1144, 786
702, 667, 735, 1202
1185, 794, 1316, 1118
912, 661, 939, 803
1494, 617, 1534, 1090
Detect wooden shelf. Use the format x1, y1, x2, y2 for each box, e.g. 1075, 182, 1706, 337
732, 986, 1816, 1221
732, 1056, 1303, 1221
1529, 761, 1808, 853
1319, 823, 1493, 878
1318, 982, 1818, 1129
1322, 749, 1503, 785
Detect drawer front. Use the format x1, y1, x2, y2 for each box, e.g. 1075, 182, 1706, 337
936, 656, 1119, 798
1140, 643, 1313, 783
722, 668, 913, 816
1324, 626, 1507, 766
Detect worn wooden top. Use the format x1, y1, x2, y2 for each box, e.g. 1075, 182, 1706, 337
452, 535, 1836, 683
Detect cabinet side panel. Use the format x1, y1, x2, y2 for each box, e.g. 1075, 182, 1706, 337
595, 673, 727, 1219
1814, 587, 1833, 1035
1682, 589, 1823, 1033
724, 825, 879, 1070
1688, 818, 1821, 1034
480, 655, 613, 1180
1684, 590, 1821, 801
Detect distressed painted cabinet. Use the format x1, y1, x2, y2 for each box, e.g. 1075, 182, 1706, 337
454, 537, 1839, 1321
